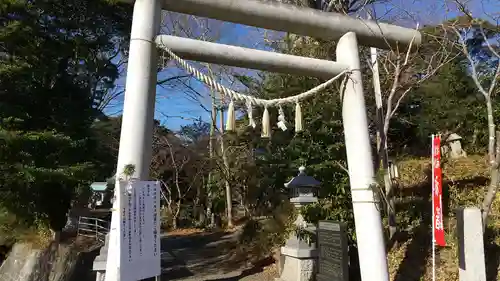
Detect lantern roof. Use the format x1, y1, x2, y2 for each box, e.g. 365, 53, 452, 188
284, 166, 321, 188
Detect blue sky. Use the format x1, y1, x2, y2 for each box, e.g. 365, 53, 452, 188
107, 0, 499, 131
106, 20, 266, 130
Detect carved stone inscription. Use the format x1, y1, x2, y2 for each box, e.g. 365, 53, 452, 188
316, 221, 348, 281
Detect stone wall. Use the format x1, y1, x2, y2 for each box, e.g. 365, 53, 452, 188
0, 240, 100, 281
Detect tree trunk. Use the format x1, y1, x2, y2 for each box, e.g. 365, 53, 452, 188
383, 168, 396, 238
482, 128, 500, 228
195, 179, 206, 226
486, 98, 496, 164
172, 203, 181, 230
380, 137, 396, 239
219, 108, 233, 228
206, 90, 217, 227
172, 217, 178, 230
372, 46, 397, 239
483, 167, 499, 226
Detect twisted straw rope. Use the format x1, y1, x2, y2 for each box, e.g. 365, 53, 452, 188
160, 44, 349, 107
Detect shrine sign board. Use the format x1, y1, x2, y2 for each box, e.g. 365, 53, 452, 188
106, 181, 161, 281
316, 221, 349, 281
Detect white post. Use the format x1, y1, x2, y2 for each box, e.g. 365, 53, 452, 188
106, 0, 161, 280
457, 208, 487, 281
336, 32, 389, 281
115, 0, 161, 180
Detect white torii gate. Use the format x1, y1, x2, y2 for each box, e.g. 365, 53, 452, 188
110, 0, 421, 281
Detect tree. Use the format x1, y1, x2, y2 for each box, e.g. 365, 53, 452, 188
150, 120, 211, 229
393, 56, 484, 152
0, 0, 131, 234
447, 15, 500, 226
158, 11, 240, 227
366, 21, 458, 238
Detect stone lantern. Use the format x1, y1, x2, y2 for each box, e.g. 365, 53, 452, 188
286, 166, 320, 205
277, 166, 320, 281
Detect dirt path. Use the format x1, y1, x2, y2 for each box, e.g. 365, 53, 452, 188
156, 229, 278, 281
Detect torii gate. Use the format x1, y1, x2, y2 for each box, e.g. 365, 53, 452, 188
110, 0, 421, 281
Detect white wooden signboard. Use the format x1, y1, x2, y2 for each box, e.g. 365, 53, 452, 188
105, 180, 161, 281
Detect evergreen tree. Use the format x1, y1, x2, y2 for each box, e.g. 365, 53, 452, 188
0, 0, 131, 232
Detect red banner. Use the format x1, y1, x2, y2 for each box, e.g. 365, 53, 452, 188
432, 135, 446, 247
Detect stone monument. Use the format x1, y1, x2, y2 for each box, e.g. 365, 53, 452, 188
316, 221, 349, 281
457, 207, 486, 281
277, 166, 320, 281
443, 133, 467, 159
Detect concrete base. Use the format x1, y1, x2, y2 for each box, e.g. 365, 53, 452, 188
275, 255, 315, 281
96, 271, 105, 281
276, 245, 317, 281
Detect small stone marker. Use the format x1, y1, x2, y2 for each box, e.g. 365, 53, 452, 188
457, 208, 486, 281
316, 221, 349, 281
444, 133, 467, 159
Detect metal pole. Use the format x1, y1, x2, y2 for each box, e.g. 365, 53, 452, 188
155, 35, 348, 78
336, 32, 389, 281
158, 0, 421, 50
107, 0, 161, 280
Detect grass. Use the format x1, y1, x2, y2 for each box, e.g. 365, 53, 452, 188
0, 207, 52, 249
388, 155, 500, 281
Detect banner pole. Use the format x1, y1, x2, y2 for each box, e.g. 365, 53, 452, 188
431, 134, 436, 281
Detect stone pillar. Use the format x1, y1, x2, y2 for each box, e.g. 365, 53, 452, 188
457, 208, 486, 281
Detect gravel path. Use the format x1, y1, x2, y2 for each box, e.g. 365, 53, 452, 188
157, 230, 278, 281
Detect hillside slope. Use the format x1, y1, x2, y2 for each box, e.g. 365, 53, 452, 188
388, 155, 500, 281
